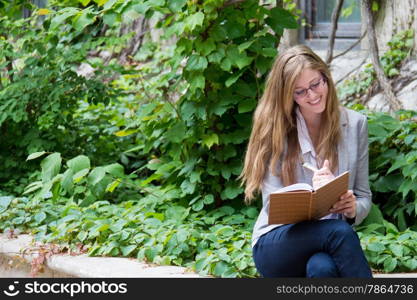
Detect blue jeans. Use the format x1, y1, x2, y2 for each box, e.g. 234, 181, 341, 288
252, 219, 372, 278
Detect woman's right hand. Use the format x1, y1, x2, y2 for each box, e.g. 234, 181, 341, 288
312, 159, 335, 189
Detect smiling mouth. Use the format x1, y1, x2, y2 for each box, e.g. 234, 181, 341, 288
308, 97, 321, 105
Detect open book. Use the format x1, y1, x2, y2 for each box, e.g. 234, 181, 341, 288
268, 171, 349, 224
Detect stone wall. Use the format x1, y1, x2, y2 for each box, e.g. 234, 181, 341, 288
364, 0, 417, 52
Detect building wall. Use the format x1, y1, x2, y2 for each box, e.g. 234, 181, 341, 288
280, 0, 417, 55
362, 0, 417, 53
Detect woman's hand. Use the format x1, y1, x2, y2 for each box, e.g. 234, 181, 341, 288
312, 159, 335, 189
330, 190, 356, 219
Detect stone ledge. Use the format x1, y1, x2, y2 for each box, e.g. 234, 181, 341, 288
0, 234, 203, 278
1, 234, 416, 278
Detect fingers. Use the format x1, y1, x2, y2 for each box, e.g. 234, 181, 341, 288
340, 190, 354, 200
314, 159, 333, 176
330, 190, 356, 214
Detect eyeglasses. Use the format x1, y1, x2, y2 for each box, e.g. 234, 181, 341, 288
293, 77, 326, 99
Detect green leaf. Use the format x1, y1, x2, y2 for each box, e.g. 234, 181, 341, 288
213, 261, 230, 277
266, 7, 298, 35
238, 98, 256, 113
383, 257, 397, 272
73, 168, 90, 183
98, 223, 110, 232
34, 212, 46, 224
180, 179, 196, 195
79, 0, 91, 6
61, 169, 74, 194
41, 153, 62, 183
51, 7, 79, 29
189, 74, 205, 91
145, 247, 158, 262
27, 151, 47, 161
67, 155, 91, 173
186, 55, 208, 71
389, 244, 403, 257
220, 57, 232, 71
404, 258, 417, 270
166, 206, 189, 221
23, 181, 43, 195
225, 71, 244, 88
94, 0, 108, 6
202, 133, 219, 149
221, 183, 243, 200
106, 179, 121, 193
243, 207, 258, 218
103, 0, 118, 10
192, 199, 204, 211
79, 191, 97, 207
372, 1, 379, 11
104, 163, 124, 177
367, 242, 385, 252
88, 167, 106, 186
168, 0, 187, 12
208, 48, 225, 64
227, 46, 253, 69
203, 194, 214, 205
195, 38, 216, 56
388, 68, 399, 77
133, 2, 150, 14
115, 129, 137, 137
399, 179, 413, 198
185, 12, 204, 31
121, 245, 137, 256
0, 196, 12, 213
238, 40, 255, 53
77, 231, 88, 242
73, 10, 96, 32
166, 122, 187, 143
386, 154, 406, 174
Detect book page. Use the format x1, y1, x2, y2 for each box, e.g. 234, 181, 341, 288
271, 183, 313, 194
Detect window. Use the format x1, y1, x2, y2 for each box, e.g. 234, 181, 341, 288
301, 0, 362, 43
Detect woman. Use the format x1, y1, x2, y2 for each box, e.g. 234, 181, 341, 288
240, 45, 372, 277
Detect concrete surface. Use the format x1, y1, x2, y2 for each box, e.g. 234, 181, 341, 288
0, 234, 416, 278
0, 234, 202, 278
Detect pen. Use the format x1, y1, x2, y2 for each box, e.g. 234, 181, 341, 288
302, 162, 318, 172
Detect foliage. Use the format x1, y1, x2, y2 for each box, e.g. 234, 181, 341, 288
0, 12, 120, 194
366, 108, 417, 231
338, 29, 414, 102
357, 220, 417, 273
116, 0, 298, 213
0, 155, 258, 277
0, 0, 33, 20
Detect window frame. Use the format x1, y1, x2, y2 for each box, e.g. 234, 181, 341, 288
302, 0, 362, 40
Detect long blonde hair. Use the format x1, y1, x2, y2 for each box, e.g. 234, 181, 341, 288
240, 45, 341, 203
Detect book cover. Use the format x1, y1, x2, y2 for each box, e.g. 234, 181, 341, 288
268, 171, 349, 224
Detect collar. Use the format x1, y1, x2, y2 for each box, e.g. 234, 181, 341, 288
295, 107, 316, 156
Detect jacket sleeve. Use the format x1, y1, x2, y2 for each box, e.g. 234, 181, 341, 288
352, 115, 372, 225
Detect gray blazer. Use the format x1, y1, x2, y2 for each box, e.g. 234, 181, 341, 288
251, 107, 372, 247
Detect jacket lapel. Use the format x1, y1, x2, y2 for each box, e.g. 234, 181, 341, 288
337, 108, 349, 175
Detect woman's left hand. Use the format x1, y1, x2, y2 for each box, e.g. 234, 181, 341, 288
329, 190, 356, 218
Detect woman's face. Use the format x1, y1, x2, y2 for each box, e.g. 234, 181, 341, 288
293, 68, 328, 118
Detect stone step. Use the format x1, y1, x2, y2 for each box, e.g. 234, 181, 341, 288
0, 234, 203, 278
1, 234, 416, 278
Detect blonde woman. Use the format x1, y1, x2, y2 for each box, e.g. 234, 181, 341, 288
241, 45, 372, 277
